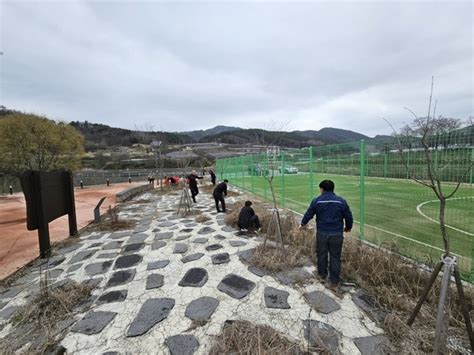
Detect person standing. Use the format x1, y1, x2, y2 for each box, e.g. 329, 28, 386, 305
300, 180, 353, 290
187, 170, 203, 203
212, 179, 228, 212
238, 200, 261, 232
209, 169, 216, 186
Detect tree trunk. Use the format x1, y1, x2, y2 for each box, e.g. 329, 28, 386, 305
438, 197, 449, 256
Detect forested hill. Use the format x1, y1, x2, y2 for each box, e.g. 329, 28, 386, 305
69, 121, 193, 150
201, 127, 369, 148
69, 121, 370, 149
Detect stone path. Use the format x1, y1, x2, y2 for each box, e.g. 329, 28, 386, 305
0, 187, 387, 354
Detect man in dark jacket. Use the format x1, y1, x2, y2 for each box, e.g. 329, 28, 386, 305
187, 170, 203, 203
238, 201, 261, 232
300, 180, 353, 289
212, 179, 228, 212
209, 169, 216, 186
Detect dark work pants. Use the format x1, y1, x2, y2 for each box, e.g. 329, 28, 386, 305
316, 232, 343, 285
213, 194, 226, 212
190, 187, 199, 202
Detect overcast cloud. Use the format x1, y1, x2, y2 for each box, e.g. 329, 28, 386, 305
0, 1, 472, 136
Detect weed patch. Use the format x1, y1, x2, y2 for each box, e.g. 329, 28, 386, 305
1, 277, 94, 354
209, 320, 306, 355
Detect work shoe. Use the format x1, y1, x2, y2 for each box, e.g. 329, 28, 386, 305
317, 275, 328, 284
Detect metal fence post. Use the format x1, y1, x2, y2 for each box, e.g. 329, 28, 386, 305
383, 153, 388, 178
264, 153, 268, 199
241, 156, 245, 190
309, 146, 314, 203
280, 150, 285, 208
250, 154, 254, 193
406, 149, 410, 180
470, 147, 474, 185
359, 139, 365, 240
471, 238, 474, 283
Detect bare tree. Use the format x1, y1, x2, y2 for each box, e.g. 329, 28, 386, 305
387, 77, 473, 353
248, 122, 291, 251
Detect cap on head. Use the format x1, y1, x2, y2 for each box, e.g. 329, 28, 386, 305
224, 179, 228, 183
245, 200, 252, 207
319, 180, 335, 192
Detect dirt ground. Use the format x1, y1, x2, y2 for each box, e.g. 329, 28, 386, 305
0, 183, 143, 280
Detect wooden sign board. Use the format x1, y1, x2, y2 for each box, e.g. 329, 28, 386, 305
20, 170, 77, 258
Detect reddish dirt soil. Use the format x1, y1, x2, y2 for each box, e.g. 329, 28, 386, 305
0, 183, 143, 280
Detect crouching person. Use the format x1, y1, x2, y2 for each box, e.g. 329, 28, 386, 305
238, 201, 261, 232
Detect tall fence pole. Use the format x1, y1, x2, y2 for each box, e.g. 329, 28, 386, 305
250, 154, 254, 193
309, 146, 314, 203
264, 153, 268, 200
471, 236, 474, 283
359, 139, 366, 240
280, 150, 285, 208
241, 156, 245, 190
470, 147, 474, 185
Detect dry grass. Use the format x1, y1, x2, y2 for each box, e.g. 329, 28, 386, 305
195, 214, 211, 223
12, 280, 93, 327
225, 201, 315, 272
250, 244, 311, 273
1, 276, 94, 354
342, 237, 473, 352
85, 206, 136, 232
51, 236, 79, 250
209, 320, 306, 355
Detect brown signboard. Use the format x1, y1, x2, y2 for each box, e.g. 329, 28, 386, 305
20, 170, 77, 258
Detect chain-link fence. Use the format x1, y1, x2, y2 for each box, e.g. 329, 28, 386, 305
1, 168, 200, 194
217, 129, 474, 282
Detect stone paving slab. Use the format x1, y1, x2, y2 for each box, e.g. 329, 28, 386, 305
217, 273, 256, 299
181, 253, 205, 263
179, 268, 208, 287
96, 290, 128, 305
264, 287, 290, 309
354, 335, 391, 354
305, 290, 341, 314
126, 298, 175, 337
71, 311, 117, 335
165, 334, 199, 355
147, 260, 170, 270
184, 297, 219, 321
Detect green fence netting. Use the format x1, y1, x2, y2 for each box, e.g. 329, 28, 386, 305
216, 129, 474, 282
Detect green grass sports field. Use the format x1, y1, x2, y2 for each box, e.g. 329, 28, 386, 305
229, 173, 473, 272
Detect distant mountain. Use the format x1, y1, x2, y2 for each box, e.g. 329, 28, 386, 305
68, 121, 374, 150
294, 127, 368, 144
201, 129, 309, 148
202, 127, 369, 147
180, 125, 241, 141
70, 121, 193, 151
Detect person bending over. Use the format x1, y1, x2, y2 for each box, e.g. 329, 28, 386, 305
213, 179, 228, 212
187, 170, 203, 203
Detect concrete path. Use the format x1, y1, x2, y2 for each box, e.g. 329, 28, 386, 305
0, 188, 387, 354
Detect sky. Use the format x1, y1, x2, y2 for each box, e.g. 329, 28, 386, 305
0, 1, 472, 137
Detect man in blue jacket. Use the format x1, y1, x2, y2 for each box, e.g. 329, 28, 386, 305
300, 180, 353, 289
